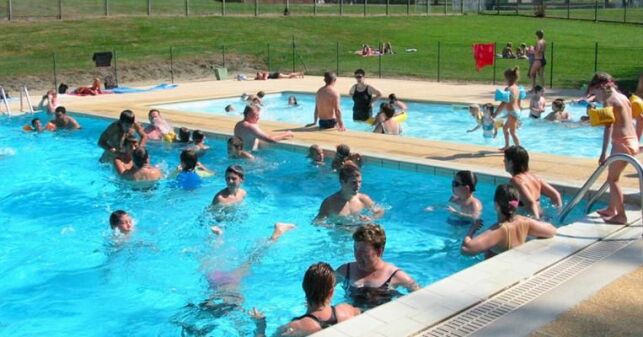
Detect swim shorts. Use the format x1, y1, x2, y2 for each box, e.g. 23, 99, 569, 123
268, 72, 280, 79
319, 119, 337, 129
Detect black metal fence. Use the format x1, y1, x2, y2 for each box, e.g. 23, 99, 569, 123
1, 1, 641, 24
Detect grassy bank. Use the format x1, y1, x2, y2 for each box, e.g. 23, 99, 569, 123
1, 15, 641, 90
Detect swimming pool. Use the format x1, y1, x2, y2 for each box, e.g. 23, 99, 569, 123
0, 112, 592, 337
157, 92, 603, 159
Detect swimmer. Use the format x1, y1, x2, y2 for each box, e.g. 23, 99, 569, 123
461, 184, 556, 258
388, 93, 408, 114
335, 224, 419, 310
544, 98, 570, 122
288, 96, 298, 106
227, 136, 255, 160
315, 164, 383, 224
114, 147, 162, 182
144, 109, 174, 141
23, 118, 44, 132
497, 67, 523, 151
98, 109, 148, 163
350, 69, 382, 122
177, 127, 191, 143
211, 165, 246, 207
109, 210, 134, 234
189, 130, 209, 155
224, 105, 235, 113
528, 85, 546, 119
447, 171, 482, 221
49, 106, 81, 130
36, 89, 59, 113
331, 144, 352, 171
504, 145, 562, 219
466, 104, 483, 133
307, 144, 325, 166
112, 135, 138, 171
176, 149, 205, 190
233, 104, 293, 151
251, 262, 360, 336
373, 103, 402, 135
588, 72, 639, 224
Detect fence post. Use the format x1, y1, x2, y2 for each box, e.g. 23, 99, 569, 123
52, 53, 58, 88
113, 49, 119, 87
566, 0, 570, 19
493, 43, 497, 85
292, 36, 296, 72
340, 0, 343, 16
386, 0, 389, 16
437, 41, 441, 82
624, 1, 627, 23
462, 0, 465, 14
594, 42, 598, 73
496, 0, 499, 15
267, 43, 271, 72
549, 41, 554, 89
58, 0, 63, 20
514, 0, 518, 15
8, 0, 12, 21
594, 0, 598, 22
407, 0, 411, 16
255, 0, 258, 16
185, 0, 189, 16
364, 0, 367, 17
314, 0, 317, 15
336, 42, 340, 75
378, 42, 382, 79
426, 0, 429, 15
222, 0, 225, 16
444, 0, 447, 15
222, 44, 226, 68
147, 0, 151, 16
170, 47, 174, 84
104, 0, 108, 16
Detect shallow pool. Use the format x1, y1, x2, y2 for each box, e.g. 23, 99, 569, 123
157, 92, 604, 159
0, 112, 592, 337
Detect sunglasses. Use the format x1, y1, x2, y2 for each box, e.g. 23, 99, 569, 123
355, 75, 364, 79
452, 180, 466, 188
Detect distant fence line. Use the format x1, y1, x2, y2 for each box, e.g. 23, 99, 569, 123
1, 0, 642, 24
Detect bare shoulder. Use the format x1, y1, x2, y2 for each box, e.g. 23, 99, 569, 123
336, 303, 361, 319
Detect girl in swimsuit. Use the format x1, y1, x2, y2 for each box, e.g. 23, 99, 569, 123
497, 67, 523, 151
461, 184, 556, 258
447, 171, 483, 222
335, 224, 419, 310
588, 72, 640, 224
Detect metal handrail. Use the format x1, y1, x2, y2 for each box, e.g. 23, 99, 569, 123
1, 87, 10, 115
20, 86, 34, 114
558, 154, 643, 229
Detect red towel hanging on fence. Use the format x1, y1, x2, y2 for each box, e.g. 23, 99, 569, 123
472, 43, 495, 71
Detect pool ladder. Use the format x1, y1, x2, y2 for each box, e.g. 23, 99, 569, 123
0, 86, 34, 116
558, 153, 643, 237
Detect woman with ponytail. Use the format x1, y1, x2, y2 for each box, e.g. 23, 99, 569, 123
497, 66, 523, 152
460, 184, 556, 258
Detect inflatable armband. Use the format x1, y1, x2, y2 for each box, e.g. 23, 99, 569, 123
22, 125, 34, 132
588, 107, 614, 127
163, 132, 176, 143
518, 86, 528, 100
45, 123, 57, 131
494, 89, 511, 103
630, 95, 642, 118
366, 112, 408, 125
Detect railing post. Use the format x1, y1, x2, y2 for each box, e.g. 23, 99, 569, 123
594, 42, 598, 73
336, 42, 340, 75
549, 41, 554, 89
58, 0, 63, 20
292, 36, 296, 72
8, 0, 13, 21
222, 0, 225, 16
113, 49, 119, 87
364, 0, 367, 17
52, 53, 58, 88
185, 0, 189, 16
594, 0, 598, 22
378, 42, 382, 79
170, 47, 174, 84
493, 42, 497, 85
267, 43, 271, 72
255, 0, 258, 16
147, 0, 151, 16
437, 41, 441, 82
222, 44, 226, 68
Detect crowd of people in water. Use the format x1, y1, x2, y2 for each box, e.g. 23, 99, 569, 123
19, 27, 643, 334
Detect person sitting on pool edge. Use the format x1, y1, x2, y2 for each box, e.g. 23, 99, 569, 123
98, 109, 148, 163
336, 224, 420, 310
114, 147, 162, 182
227, 136, 255, 160
233, 104, 294, 151
315, 164, 383, 225
250, 262, 361, 337
110, 210, 134, 234
504, 145, 561, 219
461, 184, 556, 258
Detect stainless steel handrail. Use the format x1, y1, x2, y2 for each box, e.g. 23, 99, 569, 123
1, 87, 10, 115
558, 154, 643, 230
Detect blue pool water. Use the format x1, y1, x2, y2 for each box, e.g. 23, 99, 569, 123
157, 92, 604, 159
0, 112, 592, 337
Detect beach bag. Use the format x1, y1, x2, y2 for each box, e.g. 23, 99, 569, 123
58, 83, 68, 94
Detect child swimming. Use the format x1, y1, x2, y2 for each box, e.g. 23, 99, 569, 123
227, 136, 255, 160
467, 104, 498, 139
307, 144, 325, 166
544, 99, 570, 122
109, 210, 134, 234
528, 85, 546, 119
447, 171, 483, 221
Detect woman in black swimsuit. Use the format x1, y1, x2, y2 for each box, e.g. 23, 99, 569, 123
349, 69, 382, 121
336, 224, 420, 310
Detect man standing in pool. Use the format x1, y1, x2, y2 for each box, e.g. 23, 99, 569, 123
307, 72, 346, 131
315, 164, 384, 224
98, 109, 148, 163
349, 69, 382, 121
233, 104, 294, 151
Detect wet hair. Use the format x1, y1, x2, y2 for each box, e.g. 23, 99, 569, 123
353, 223, 386, 252
224, 105, 234, 112
454, 170, 477, 192
552, 98, 565, 112
308, 144, 322, 158
302, 262, 335, 308
354, 68, 366, 76
178, 127, 191, 143
54, 106, 66, 114
225, 165, 245, 179
192, 130, 205, 143
228, 136, 244, 151
119, 110, 135, 124
504, 145, 529, 174
31, 118, 40, 127
338, 163, 361, 182
381, 103, 395, 119
345, 153, 362, 168
534, 85, 543, 93
132, 148, 148, 168
180, 149, 198, 171
588, 72, 615, 91
494, 184, 521, 220
388, 93, 397, 101
536, 30, 544, 38
288, 96, 298, 105
504, 67, 520, 83
257, 91, 265, 98
243, 104, 259, 118
336, 144, 351, 157
323, 72, 336, 85
109, 210, 128, 229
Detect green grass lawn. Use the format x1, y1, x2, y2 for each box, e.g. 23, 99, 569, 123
0, 14, 641, 89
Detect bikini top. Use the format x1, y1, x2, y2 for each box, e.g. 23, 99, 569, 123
343, 263, 401, 307
292, 306, 338, 329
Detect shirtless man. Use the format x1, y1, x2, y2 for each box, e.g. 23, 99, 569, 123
49, 106, 80, 130
504, 145, 561, 219
98, 110, 148, 163
114, 148, 162, 181
530, 30, 547, 91
315, 164, 383, 224
589, 72, 639, 224
307, 72, 345, 131
233, 105, 293, 151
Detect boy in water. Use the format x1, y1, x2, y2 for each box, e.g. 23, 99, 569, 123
544, 99, 570, 122
227, 136, 255, 160
190, 130, 209, 155
307, 144, 325, 166
529, 85, 546, 119
212, 165, 247, 206
110, 210, 134, 234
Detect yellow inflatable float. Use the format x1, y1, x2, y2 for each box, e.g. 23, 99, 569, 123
366, 112, 408, 125
630, 95, 642, 118
588, 107, 615, 127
